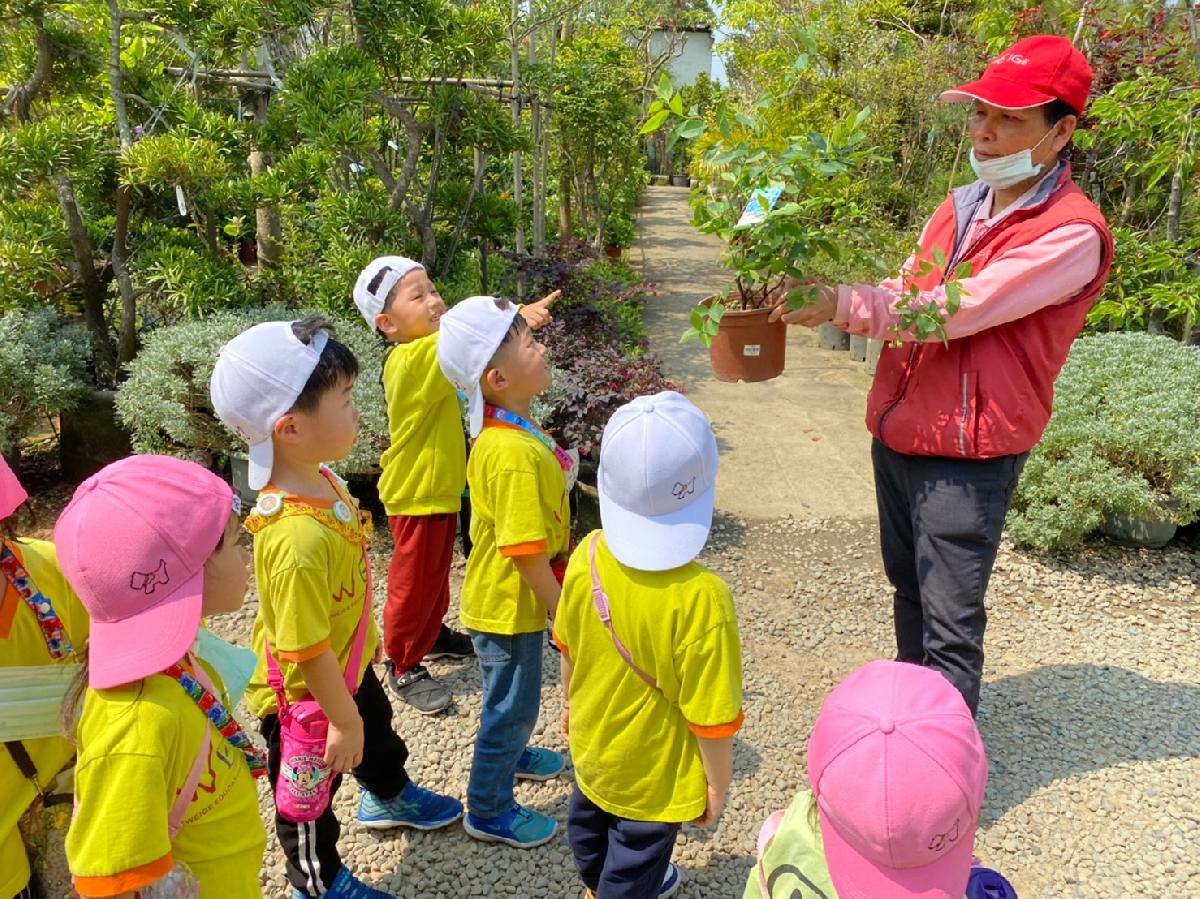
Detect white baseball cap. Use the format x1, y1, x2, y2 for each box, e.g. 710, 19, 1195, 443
353, 255, 424, 329
597, 391, 719, 571
436, 296, 518, 438
210, 321, 328, 490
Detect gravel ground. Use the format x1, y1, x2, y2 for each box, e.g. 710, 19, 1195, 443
203, 513, 1200, 899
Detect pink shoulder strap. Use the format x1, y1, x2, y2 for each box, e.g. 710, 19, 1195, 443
265, 544, 373, 709
588, 533, 658, 691
755, 809, 787, 897
169, 728, 210, 840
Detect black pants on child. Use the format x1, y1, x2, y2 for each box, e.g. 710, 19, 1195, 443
567, 785, 680, 899
872, 439, 1027, 716
260, 665, 410, 897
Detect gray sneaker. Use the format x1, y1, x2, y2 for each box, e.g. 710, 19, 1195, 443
387, 662, 451, 714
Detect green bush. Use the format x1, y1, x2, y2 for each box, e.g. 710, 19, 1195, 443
115, 307, 388, 476
0, 308, 90, 454
1008, 333, 1200, 551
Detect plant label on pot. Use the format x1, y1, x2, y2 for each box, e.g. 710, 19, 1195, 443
736, 186, 783, 228
743, 344, 762, 357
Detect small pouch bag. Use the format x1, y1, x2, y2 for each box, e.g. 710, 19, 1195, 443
266, 547, 371, 823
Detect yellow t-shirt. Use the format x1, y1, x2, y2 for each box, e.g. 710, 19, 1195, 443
67, 659, 266, 898
552, 532, 744, 822
243, 479, 379, 718
0, 538, 89, 899
460, 421, 571, 635
377, 333, 467, 517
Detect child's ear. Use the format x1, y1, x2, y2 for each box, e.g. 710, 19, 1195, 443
375, 311, 399, 339
273, 413, 301, 444
484, 367, 507, 393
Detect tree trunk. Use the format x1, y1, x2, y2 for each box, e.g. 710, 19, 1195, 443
5, 10, 54, 122
558, 169, 572, 238
510, 0, 525, 296
55, 176, 116, 379
113, 185, 138, 366
108, 0, 133, 148
251, 91, 283, 269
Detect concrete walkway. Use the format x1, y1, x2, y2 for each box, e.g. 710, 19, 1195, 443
632, 185, 878, 521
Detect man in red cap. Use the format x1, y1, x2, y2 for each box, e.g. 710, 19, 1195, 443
771, 35, 1114, 715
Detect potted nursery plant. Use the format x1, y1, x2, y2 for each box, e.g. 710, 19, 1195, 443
643, 54, 965, 383
642, 59, 875, 382
604, 211, 636, 259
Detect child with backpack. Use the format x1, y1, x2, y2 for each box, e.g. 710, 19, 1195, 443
352, 256, 558, 713
745, 660, 1018, 899
55, 454, 268, 897
435, 295, 571, 849
0, 454, 89, 899
554, 391, 744, 898
211, 316, 462, 899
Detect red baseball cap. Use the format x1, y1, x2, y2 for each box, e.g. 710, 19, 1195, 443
941, 35, 1092, 115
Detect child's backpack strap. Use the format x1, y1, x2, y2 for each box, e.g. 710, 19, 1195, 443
588, 533, 659, 691
754, 809, 787, 897
168, 728, 210, 840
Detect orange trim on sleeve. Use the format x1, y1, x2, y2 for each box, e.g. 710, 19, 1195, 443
688, 709, 745, 739
275, 639, 332, 663
0, 578, 19, 638
551, 631, 570, 657
73, 852, 173, 896
500, 540, 549, 558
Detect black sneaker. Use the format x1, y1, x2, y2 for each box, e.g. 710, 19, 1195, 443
387, 662, 451, 714
424, 625, 475, 660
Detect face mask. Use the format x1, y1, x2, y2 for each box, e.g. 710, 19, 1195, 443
196, 627, 257, 706
969, 127, 1057, 190
0, 663, 80, 741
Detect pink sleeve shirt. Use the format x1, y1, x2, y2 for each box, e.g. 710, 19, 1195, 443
835, 189, 1103, 343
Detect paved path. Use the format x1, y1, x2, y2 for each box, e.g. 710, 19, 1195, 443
632, 186, 877, 521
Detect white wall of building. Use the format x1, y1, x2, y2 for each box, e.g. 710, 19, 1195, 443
648, 28, 713, 87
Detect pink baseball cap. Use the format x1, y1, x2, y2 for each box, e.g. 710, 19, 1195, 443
54, 455, 238, 689
1, 454, 28, 520
808, 661, 988, 899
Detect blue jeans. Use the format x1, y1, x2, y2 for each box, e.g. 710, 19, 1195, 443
467, 629, 544, 817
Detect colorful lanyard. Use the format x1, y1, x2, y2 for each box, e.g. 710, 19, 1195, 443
483, 405, 574, 474
162, 658, 268, 779
0, 544, 73, 660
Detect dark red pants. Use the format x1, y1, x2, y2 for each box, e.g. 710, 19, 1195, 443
385, 512, 457, 671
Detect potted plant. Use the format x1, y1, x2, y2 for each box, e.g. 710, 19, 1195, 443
642, 61, 875, 382
604, 212, 636, 259
1007, 333, 1200, 552
670, 133, 693, 187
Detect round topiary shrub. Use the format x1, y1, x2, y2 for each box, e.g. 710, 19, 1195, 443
0, 307, 90, 454
1007, 332, 1200, 552
115, 307, 388, 476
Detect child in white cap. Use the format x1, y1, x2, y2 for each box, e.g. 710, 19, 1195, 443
744, 660, 1017, 899
352, 256, 558, 713
210, 316, 462, 899
553, 391, 744, 899
436, 295, 571, 849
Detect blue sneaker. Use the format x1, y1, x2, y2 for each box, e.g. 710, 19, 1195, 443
659, 863, 682, 898
515, 746, 566, 781
356, 781, 463, 830
291, 866, 394, 898
463, 802, 558, 848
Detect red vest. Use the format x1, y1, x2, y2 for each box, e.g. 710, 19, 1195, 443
867, 166, 1114, 458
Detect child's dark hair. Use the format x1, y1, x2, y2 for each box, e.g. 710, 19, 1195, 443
291, 316, 360, 412
1, 500, 36, 541
492, 297, 528, 356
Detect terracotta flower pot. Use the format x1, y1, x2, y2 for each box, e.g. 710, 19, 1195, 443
706, 302, 787, 383
604, 246, 622, 260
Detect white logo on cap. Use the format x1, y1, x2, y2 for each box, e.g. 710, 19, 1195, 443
995, 53, 1030, 66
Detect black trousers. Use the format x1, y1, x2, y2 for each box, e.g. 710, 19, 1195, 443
871, 439, 1027, 716
567, 786, 680, 899
260, 665, 410, 896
